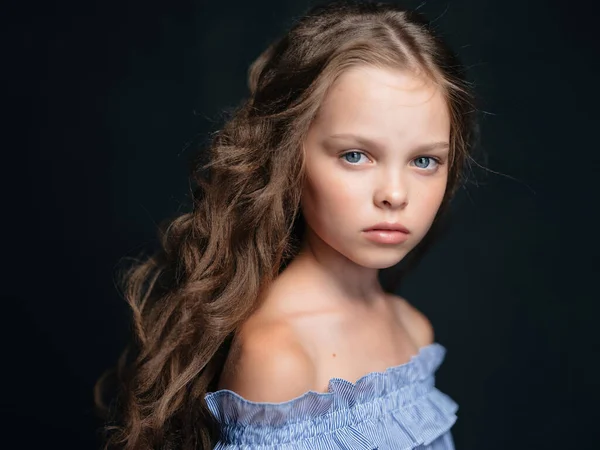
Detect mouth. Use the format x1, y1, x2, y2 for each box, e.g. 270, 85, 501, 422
362, 228, 409, 244
363, 222, 410, 233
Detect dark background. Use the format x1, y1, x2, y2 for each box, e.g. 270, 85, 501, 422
3, 0, 599, 448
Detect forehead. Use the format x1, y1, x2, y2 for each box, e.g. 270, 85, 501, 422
313, 65, 450, 141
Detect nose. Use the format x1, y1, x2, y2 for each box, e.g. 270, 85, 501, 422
374, 171, 408, 209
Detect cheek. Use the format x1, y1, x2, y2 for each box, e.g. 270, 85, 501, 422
301, 168, 363, 232
413, 177, 448, 228
423, 181, 446, 208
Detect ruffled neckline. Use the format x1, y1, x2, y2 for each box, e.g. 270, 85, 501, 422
205, 342, 447, 426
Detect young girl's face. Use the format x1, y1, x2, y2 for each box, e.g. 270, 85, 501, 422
301, 65, 451, 270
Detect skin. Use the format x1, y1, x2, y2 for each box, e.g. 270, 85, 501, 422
219, 65, 452, 398
283, 65, 450, 310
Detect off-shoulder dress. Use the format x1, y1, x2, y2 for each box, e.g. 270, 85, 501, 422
204, 342, 458, 449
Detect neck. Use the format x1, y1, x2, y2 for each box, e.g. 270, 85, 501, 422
286, 229, 388, 308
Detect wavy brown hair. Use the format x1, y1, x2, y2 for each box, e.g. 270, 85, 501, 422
94, 1, 479, 449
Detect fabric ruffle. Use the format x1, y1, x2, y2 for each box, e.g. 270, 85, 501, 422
205, 342, 458, 449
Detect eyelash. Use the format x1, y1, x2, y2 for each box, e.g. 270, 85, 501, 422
339, 151, 443, 170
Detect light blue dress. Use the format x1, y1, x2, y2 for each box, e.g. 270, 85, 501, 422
205, 342, 458, 449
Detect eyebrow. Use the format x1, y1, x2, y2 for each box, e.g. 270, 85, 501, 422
328, 133, 450, 153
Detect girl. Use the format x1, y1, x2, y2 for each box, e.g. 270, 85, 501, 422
96, 1, 478, 449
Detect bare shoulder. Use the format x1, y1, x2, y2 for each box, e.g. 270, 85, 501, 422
219, 321, 317, 403
388, 294, 435, 348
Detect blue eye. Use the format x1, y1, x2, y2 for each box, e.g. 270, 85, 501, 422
413, 156, 439, 170
341, 151, 367, 164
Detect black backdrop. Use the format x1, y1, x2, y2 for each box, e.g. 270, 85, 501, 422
3, 0, 599, 448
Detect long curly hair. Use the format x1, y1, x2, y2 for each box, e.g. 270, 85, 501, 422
94, 2, 479, 449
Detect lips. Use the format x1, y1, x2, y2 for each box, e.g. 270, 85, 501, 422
364, 222, 410, 233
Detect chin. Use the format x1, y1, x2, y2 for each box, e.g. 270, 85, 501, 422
348, 249, 408, 270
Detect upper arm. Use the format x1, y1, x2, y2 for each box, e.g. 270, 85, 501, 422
222, 326, 317, 403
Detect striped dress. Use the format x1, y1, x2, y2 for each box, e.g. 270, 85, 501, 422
204, 342, 458, 449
